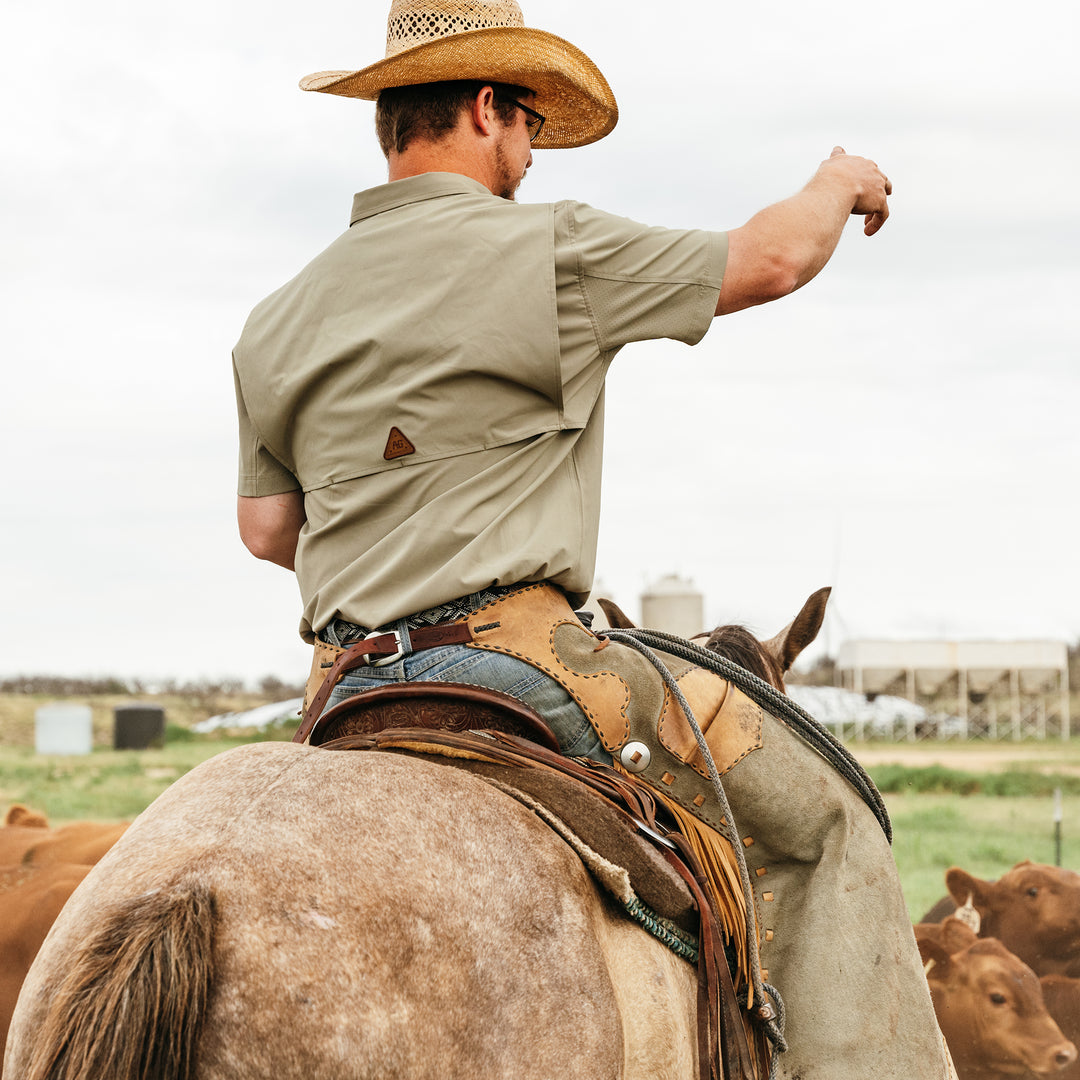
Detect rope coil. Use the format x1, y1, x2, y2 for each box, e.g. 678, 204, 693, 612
604, 628, 891, 841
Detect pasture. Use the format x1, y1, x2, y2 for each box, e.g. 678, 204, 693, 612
860, 740, 1080, 915
2, 690, 1080, 919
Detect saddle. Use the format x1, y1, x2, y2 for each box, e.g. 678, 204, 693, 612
309, 681, 769, 1080
308, 681, 561, 752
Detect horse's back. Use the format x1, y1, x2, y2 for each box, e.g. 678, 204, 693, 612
7, 742, 696, 1080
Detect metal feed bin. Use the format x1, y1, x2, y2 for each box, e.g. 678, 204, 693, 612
836, 639, 1070, 741
35, 704, 93, 755
113, 704, 166, 750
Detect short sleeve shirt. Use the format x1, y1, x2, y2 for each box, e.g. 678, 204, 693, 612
233, 173, 726, 640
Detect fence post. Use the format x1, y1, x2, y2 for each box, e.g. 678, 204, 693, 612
1054, 787, 1063, 867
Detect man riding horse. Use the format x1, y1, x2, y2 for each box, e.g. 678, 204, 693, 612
232, 3, 953, 1076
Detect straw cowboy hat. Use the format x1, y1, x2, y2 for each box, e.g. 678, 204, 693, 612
300, 0, 617, 149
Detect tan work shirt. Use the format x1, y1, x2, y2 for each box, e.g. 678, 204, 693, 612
233, 173, 726, 641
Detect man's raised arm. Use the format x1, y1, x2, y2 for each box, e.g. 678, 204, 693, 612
716, 146, 892, 316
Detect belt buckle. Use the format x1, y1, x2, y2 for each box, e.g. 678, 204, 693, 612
364, 628, 405, 667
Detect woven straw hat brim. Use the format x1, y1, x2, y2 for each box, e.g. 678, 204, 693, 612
300, 26, 617, 149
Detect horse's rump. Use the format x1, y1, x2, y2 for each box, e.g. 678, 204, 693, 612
323, 726, 768, 1078
7, 742, 698, 1080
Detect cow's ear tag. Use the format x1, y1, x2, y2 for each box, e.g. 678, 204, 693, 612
383, 427, 416, 461
956, 893, 981, 934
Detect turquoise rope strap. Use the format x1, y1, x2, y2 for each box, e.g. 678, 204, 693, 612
621, 895, 700, 963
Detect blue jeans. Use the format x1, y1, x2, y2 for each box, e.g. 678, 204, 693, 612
323, 619, 608, 762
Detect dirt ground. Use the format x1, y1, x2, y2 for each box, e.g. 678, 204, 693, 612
850, 743, 1080, 776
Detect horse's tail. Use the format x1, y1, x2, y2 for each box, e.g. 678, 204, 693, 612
21, 879, 215, 1080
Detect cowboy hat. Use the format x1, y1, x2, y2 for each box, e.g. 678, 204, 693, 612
299, 0, 617, 149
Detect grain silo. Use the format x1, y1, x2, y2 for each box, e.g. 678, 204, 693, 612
641, 574, 705, 638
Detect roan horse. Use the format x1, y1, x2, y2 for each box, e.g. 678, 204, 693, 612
5, 590, 953, 1080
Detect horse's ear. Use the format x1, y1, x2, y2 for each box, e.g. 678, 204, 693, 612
760, 587, 831, 673
596, 598, 637, 629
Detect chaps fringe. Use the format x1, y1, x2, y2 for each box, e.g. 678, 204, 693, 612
651, 792, 750, 988
22, 880, 216, 1080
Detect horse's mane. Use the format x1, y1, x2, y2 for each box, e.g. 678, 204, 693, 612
702, 624, 785, 691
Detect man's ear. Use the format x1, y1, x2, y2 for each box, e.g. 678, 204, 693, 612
471, 85, 498, 137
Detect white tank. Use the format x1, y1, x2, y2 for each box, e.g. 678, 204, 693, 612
35, 704, 93, 755
641, 574, 705, 638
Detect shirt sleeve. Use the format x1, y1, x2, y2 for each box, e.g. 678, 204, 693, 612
562, 202, 727, 351
233, 358, 301, 497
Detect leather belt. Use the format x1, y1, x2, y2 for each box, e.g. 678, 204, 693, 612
296, 620, 473, 744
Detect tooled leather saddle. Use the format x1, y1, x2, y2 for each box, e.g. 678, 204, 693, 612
306, 681, 561, 751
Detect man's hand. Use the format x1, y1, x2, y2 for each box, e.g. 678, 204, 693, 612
716, 146, 894, 315
821, 146, 892, 236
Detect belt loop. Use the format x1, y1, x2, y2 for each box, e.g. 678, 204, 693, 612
395, 618, 414, 656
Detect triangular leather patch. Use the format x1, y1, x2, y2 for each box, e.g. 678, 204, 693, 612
383, 427, 416, 461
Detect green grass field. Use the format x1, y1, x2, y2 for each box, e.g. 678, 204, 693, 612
2, 704, 1078, 922
885, 791, 1076, 917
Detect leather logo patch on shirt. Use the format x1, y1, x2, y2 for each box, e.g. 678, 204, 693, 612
383, 427, 416, 461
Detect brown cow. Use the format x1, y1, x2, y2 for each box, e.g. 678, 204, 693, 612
0, 806, 127, 1075
0, 804, 50, 865
3, 805, 49, 829
942, 863, 1080, 978
1039, 976, 1080, 1080
0, 862, 92, 1073
0, 804, 128, 867
917, 917, 1077, 1080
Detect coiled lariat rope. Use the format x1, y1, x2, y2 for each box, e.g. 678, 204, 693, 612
604, 629, 891, 841
601, 628, 893, 1069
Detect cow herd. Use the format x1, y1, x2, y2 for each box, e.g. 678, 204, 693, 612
0, 805, 128, 1067
2, 803, 1080, 1079
914, 861, 1080, 1079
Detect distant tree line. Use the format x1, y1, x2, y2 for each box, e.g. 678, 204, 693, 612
0, 676, 134, 695
789, 653, 837, 687
3, 646, 1076, 698
0, 675, 305, 697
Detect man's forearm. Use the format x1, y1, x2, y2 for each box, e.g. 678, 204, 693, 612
716, 147, 891, 315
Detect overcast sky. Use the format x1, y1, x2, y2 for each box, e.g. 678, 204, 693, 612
2, 0, 1077, 685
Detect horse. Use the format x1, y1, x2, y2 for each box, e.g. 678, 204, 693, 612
5, 591, 953, 1080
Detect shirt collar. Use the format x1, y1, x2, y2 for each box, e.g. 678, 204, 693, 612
350, 173, 495, 226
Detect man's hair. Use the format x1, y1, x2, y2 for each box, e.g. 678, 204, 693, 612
375, 80, 529, 157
